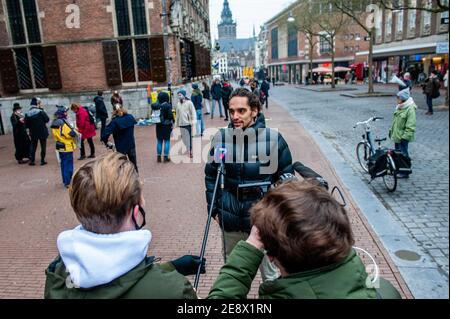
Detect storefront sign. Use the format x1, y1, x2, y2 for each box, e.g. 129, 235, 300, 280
436, 42, 449, 54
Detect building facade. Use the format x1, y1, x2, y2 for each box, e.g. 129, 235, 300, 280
0, 0, 212, 97
266, 0, 369, 84
356, 1, 449, 83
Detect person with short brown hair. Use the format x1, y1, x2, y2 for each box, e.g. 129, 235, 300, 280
45, 152, 204, 299
208, 180, 401, 299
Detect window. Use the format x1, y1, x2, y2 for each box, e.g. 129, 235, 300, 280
344, 46, 348, 53
4, 0, 53, 91
440, 0, 449, 32
408, 0, 417, 36
6, 0, 41, 44
287, 24, 298, 57
385, 10, 393, 40
115, 0, 153, 83
355, 45, 360, 51
319, 34, 331, 54
396, 10, 404, 35
115, 0, 147, 36
271, 28, 278, 60
422, 0, 432, 34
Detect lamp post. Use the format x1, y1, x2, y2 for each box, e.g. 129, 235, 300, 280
160, 0, 172, 94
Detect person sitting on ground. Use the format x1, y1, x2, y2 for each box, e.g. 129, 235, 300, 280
208, 180, 401, 299
44, 152, 205, 299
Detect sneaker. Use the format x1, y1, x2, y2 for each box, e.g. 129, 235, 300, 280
18, 159, 29, 164
88, 154, 96, 159
78, 156, 86, 161
29, 162, 36, 166
157, 156, 162, 163
40, 161, 47, 166
224, 118, 229, 121
64, 184, 70, 189
164, 156, 170, 163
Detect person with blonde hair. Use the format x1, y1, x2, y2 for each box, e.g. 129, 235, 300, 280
45, 152, 205, 299
101, 104, 138, 172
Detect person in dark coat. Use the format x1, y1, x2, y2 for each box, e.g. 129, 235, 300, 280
94, 91, 109, 138
422, 70, 441, 115
25, 97, 50, 166
221, 80, 233, 121
202, 82, 211, 115
151, 92, 174, 163
210, 79, 224, 119
191, 83, 204, 136
101, 104, 138, 172
10, 103, 31, 164
205, 88, 294, 282
111, 90, 123, 108
260, 78, 270, 109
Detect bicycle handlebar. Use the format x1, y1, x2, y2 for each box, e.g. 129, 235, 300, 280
354, 116, 384, 128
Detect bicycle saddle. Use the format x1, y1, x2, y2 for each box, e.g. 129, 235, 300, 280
375, 138, 387, 143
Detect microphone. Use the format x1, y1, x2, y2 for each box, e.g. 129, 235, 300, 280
215, 146, 227, 189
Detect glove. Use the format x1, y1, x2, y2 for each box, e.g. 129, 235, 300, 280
171, 255, 206, 276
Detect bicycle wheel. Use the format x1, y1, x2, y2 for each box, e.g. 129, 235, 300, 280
356, 142, 372, 173
383, 155, 397, 192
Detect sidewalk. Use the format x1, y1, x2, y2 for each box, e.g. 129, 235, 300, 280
0, 98, 412, 298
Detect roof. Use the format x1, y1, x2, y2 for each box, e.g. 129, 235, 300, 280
218, 38, 256, 53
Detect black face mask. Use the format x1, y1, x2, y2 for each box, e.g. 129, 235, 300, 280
132, 206, 147, 230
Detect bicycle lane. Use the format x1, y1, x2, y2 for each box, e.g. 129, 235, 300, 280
264, 98, 413, 298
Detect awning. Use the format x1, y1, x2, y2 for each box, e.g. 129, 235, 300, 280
312, 67, 332, 73
334, 66, 352, 72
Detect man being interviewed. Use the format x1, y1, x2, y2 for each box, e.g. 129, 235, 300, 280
205, 88, 294, 282
44, 153, 204, 299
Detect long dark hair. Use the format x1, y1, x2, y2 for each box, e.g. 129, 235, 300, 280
202, 82, 210, 91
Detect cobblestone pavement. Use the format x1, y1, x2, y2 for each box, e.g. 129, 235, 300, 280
270, 83, 449, 281
0, 93, 412, 298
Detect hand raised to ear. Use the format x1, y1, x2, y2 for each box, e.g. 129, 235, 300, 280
246, 226, 264, 251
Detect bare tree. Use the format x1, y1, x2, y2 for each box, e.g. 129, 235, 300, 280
331, 0, 378, 93
311, 0, 351, 88
291, 2, 320, 84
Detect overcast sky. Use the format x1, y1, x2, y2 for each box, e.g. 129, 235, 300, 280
208, 0, 296, 41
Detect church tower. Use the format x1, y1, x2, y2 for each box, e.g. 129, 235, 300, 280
218, 0, 236, 40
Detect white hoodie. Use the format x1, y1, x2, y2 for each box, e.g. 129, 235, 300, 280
57, 225, 152, 289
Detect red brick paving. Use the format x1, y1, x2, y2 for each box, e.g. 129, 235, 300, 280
0, 98, 412, 299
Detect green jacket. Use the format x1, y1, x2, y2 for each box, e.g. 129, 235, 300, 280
389, 98, 417, 143
208, 241, 401, 299
44, 256, 197, 299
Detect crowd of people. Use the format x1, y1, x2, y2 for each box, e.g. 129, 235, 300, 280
7, 76, 427, 299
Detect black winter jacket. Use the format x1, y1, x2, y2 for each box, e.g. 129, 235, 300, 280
25, 107, 50, 140
94, 96, 109, 120
101, 114, 137, 154
211, 83, 223, 100
205, 113, 293, 233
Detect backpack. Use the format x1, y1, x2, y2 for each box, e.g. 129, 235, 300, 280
368, 149, 389, 179
83, 106, 96, 125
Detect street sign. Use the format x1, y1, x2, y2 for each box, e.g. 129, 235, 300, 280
436, 42, 449, 54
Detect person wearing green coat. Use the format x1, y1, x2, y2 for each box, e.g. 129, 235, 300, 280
45, 152, 205, 299
389, 88, 417, 178
208, 181, 401, 299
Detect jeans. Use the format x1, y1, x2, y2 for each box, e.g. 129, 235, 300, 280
211, 99, 224, 118
195, 109, 205, 135
157, 138, 171, 157
59, 152, 74, 186
223, 230, 279, 282
426, 94, 433, 113
203, 99, 211, 114
80, 138, 95, 157
179, 125, 192, 152
99, 118, 107, 139
30, 137, 46, 163
395, 140, 410, 158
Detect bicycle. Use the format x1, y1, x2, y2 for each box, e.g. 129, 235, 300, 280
354, 117, 398, 192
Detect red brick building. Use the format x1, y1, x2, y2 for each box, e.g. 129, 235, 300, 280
265, 0, 369, 84
0, 0, 212, 97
